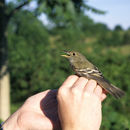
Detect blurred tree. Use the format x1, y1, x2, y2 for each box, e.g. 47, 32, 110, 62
127, 27, 130, 30
114, 25, 123, 31
97, 29, 124, 46
123, 30, 130, 45
8, 10, 50, 102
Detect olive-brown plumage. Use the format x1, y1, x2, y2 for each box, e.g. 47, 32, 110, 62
61, 51, 125, 99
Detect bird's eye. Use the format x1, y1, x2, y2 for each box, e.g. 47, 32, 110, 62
73, 53, 75, 56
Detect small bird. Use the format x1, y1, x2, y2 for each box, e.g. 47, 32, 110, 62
61, 50, 125, 99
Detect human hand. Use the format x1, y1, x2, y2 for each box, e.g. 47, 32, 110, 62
2, 75, 106, 130
57, 75, 107, 130
3, 90, 60, 130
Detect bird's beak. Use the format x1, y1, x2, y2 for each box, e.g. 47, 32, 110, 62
61, 51, 70, 58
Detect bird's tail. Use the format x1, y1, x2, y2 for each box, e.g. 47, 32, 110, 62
89, 75, 125, 99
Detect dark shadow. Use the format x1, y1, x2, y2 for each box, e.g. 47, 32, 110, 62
40, 89, 61, 130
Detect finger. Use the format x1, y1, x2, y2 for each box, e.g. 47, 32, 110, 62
84, 79, 97, 93
26, 89, 51, 104
60, 75, 79, 89
101, 93, 107, 101
94, 85, 102, 98
71, 77, 88, 90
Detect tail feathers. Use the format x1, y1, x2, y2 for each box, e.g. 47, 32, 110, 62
104, 84, 125, 99
88, 75, 125, 99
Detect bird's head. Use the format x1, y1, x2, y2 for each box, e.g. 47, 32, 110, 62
61, 50, 86, 64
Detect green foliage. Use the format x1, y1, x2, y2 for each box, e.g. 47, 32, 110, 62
123, 30, 130, 45
97, 30, 125, 46
0, 119, 2, 123
11, 103, 22, 114
114, 25, 123, 31
96, 25, 130, 46
36, 0, 105, 27
8, 11, 50, 102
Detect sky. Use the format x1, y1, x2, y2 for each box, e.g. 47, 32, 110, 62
87, 0, 130, 29
7, 0, 130, 30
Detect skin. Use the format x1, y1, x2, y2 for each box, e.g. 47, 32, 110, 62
57, 75, 106, 130
2, 75, 106, 130
2, 90, 60, 130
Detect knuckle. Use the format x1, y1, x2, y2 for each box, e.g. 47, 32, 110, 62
68, 75, 79, 80
71, 87, 80, 95
79, 77, 87, 81
89, 79, 97, 84
58, 87, 64, 95
25, 96, 33, 103
83, 91, 91, 98
57, 87, 68, 98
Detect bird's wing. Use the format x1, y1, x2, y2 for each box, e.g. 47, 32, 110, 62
75, 68, 125, 99
75, 67, 103, 77
87, 67, 103, 77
